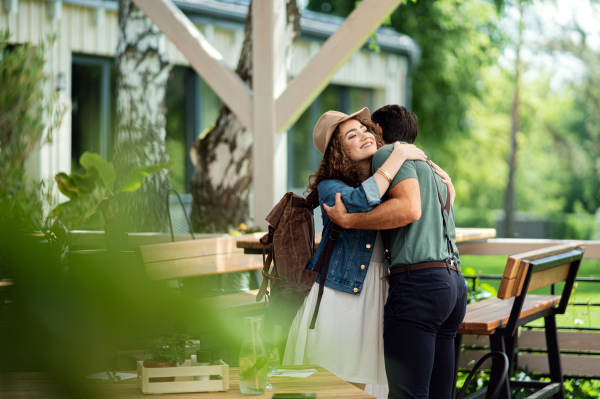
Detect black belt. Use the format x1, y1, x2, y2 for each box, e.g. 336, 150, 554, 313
381, 261, 460, 281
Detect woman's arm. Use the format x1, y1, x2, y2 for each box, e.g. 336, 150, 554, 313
372, 143, 427, 197
318, 179, 379, 214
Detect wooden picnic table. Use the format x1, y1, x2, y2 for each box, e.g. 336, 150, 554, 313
236, 228, 497, 254
0, 365, 373, 398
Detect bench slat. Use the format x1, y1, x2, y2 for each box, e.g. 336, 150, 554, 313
139, 237, 242, 263
197, 289, 266, 314
527, 264, 570, 293
459, 295, 560, 335
145, 252, 263, 281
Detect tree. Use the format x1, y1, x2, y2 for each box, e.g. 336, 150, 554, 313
503, 0, 526, 238
189, 1, 301, 233
542, 2, 600, 215
113, 0, 172, 233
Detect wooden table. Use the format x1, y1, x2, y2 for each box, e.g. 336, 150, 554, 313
236, 228, 497, 254
1, 365, 374, 398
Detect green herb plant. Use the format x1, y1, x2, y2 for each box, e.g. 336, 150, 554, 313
144, 334, 192, 365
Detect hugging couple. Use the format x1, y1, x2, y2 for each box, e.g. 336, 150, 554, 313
282, 104, 467, 399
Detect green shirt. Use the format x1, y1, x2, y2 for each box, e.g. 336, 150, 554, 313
372, 144, 460, 267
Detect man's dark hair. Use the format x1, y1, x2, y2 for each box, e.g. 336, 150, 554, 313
371, 104, 418, 144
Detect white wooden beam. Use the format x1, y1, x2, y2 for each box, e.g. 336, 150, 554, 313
275, 0, 402, 132
252, 0, 287, 229
131, 0, 253, 130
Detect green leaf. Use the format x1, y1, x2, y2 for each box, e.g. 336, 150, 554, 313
116, 161, 174, 194
52, 195, 97, 227
70, 166, 101, 194
54, 173, 81, 199
79, 151, 116, 190
461, 267, 478, 276
82, 185, 109, 219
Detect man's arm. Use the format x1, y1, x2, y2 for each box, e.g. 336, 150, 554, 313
324, 178, 422, 230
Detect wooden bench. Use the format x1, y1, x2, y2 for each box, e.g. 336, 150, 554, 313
138, 236, 266, 315
103, 236, 267, 370
454, 243, 586, 399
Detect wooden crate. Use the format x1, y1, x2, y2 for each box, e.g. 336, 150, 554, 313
137, 359, 229, 394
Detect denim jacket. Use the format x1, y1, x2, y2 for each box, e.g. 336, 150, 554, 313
305, 176, 381, 295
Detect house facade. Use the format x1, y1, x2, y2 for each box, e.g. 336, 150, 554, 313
1, 0, 419, 206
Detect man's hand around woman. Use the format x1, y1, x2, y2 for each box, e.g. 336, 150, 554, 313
323, 193, 351, 229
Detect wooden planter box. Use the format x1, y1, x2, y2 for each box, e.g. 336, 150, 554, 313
137, 359, 229, 394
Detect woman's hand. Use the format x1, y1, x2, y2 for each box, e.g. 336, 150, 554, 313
429, 160, 456, 205
391, 142, 427, 163
374, 142, 428, 198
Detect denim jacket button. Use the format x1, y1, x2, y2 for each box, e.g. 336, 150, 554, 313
353, 288, 358, 293
360, 265, 366, 270
366, 244, 371, 249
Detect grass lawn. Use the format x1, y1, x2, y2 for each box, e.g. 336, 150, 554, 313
460, 255, 600, 329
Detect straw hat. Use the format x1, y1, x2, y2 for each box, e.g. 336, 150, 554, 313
313, 107, 371, 155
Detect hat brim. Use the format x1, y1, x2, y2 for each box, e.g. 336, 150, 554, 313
320, 107, 371, 155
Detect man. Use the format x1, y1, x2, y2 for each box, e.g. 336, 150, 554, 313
323, 105, 467, 399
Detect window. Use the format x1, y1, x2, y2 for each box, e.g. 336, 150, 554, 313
71, 55, 117, 170
165, 67, 222, 194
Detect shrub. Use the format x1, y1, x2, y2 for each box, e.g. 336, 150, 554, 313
0, 30, 64, 233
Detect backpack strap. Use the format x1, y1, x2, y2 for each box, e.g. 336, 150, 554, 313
426, 160, 459, 267
309, 223, 343, 329
305, 189, 320, 210
256, 226, 277, 302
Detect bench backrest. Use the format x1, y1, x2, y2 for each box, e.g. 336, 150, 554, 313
498, 243, 585, 336
498, 242, 585, 301
139, 237, 262, 281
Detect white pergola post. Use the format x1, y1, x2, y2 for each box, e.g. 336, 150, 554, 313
252, 0, 287, 228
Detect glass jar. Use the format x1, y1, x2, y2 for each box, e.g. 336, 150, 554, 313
238, 316, 267, 395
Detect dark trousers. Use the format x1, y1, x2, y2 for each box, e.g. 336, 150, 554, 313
383, 267, 467, 399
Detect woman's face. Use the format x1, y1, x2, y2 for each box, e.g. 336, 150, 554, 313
338, 118, 377, 167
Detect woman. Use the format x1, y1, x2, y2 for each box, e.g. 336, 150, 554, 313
282, 107, 429, 395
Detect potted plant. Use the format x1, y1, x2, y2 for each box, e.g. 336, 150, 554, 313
52, 151, 172, 250
49, 152, 173, 366
144, 334, 192, 382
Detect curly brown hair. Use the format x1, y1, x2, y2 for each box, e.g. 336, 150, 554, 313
306, 116, 385, 194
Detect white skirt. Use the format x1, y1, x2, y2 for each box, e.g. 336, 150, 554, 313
282, 232, 388, 387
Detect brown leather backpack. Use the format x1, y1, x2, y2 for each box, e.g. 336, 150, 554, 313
256, 190, 341, 328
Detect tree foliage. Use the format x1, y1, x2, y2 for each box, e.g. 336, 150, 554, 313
307, 0, 505, 161
542, 14, 600, 214
0, 31, 64, 232
308, 1, 600, 238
